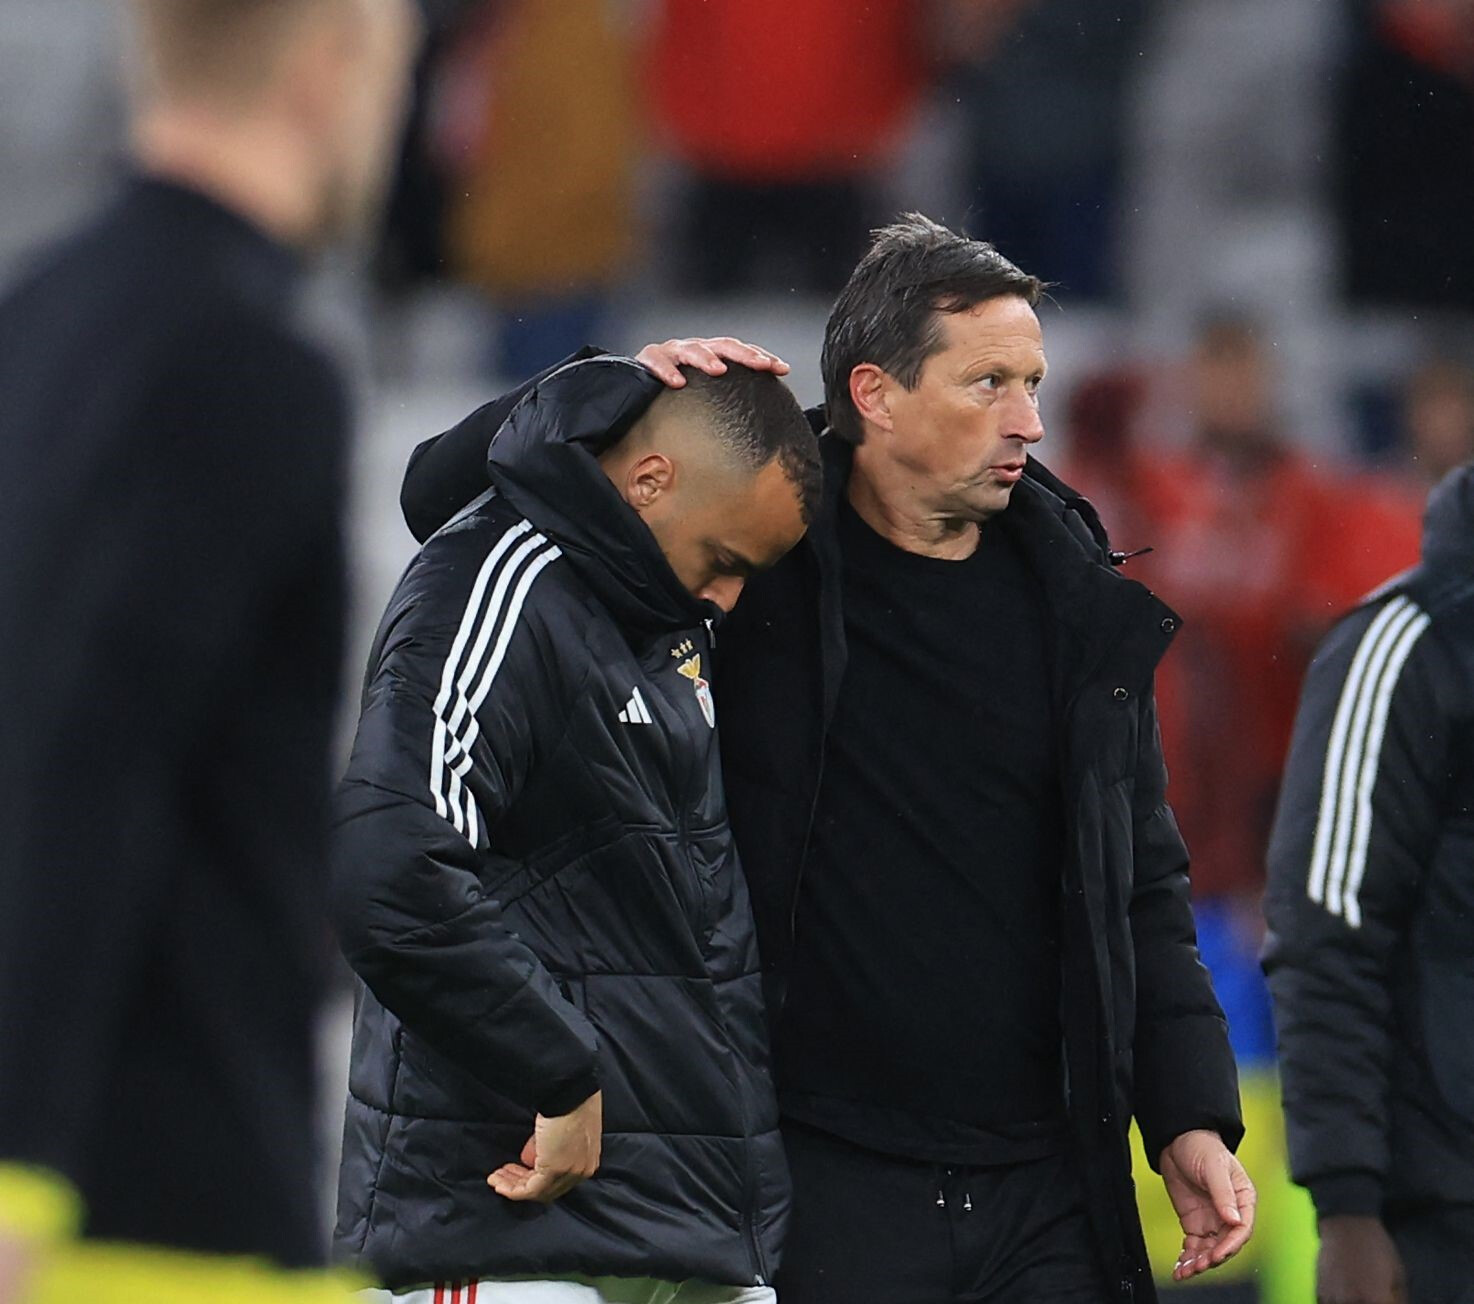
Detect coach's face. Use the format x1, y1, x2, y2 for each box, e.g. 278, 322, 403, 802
857, 294, 1046, 524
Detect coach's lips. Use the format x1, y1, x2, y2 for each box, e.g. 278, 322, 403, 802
992, 463, 1025, 482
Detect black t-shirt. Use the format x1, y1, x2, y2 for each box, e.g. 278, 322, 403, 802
776, 498, 1068, 1165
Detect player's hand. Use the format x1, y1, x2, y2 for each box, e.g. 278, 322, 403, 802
488, 1090, 603, 1203
1316, 1216, 1407, 1304
0, 1229, 38, 1304
1160, 1129, 1257, 1280
634, 337, 789, 388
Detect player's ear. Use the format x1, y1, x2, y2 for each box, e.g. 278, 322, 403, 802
623, 452, 675, 512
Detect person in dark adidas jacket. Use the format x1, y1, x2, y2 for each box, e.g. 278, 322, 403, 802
332, 356, 819, 1303
1265, 463, 1474, 1304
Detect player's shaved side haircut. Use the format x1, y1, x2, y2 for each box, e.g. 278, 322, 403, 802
129, 0, 342, 103
650, 365, 823, 525
821, 213, 1044, 445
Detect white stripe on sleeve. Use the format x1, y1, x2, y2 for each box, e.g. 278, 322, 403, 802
1305, 595, 1429, 926
426, 520, 561, 846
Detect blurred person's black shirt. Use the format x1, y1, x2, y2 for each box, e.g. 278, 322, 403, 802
0, 176, 347, 1266
775, 499, 1069, 1164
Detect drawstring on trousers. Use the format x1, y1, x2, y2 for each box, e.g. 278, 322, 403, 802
935, 1169, 973, 1212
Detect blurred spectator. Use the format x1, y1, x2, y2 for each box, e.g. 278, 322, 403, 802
946, 0, 1148, 300
435, 0, 638, 374
1054, 369, 1180, 553
648, 0, 927, 294
1338, 0, 1474, 309
1403, 355, 1474, 487
1149, 316, 1420, 901
374, 0, 482, 294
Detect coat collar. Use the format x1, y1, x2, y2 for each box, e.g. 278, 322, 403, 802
804, 428, 1179, 702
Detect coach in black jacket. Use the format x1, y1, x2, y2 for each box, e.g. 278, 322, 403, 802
1265, 464, 1474, 1304
334, 357, 818, 1299
400, 219, 1249, 1303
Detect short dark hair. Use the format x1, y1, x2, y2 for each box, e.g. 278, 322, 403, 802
820, 213, 1044, 444
670, 364, 822, 524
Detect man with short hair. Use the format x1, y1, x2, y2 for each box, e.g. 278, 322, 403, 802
333, 357, 820, 1304
0, 1, 419, 1300
399, 217, 1255, 1302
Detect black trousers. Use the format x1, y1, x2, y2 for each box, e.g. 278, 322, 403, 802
1389, 1204, 1474, 1304
776, 1122, 1110, 1304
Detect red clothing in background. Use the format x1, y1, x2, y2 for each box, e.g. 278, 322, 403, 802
1068, 449, 1423, 898
648, 0, 925, 180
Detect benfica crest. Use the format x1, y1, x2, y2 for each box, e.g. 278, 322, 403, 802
676, 654, 716, 729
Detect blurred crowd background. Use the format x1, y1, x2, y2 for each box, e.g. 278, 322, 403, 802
6, 0, 1474, 1298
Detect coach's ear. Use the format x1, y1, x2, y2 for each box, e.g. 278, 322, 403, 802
849, 363, 895, 435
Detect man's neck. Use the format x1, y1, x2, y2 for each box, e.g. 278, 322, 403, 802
130, 108, 322, 251
846, 465, 982, 561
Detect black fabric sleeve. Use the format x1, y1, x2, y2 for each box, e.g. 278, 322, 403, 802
1263, 598, 1451, 1218
0, 317, 348, 1183
401, 346, 604, 542
1128, 692, 1245, 1167
331, 541, 600, 1117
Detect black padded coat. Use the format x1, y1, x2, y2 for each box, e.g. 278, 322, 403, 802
333, 359, 787, 1290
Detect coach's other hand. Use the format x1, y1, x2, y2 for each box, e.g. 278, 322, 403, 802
1162, 1129, 1257, 1281
488, 1091, 603, 1204
635, 337, 789, 388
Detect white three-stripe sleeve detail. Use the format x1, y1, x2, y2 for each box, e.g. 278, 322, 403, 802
428, 521, 532, 824
443, 542, 561, 848
452, 545, 564, 767
1307, 597, 1414, 906
440, 537, 557, 836
446, 532, 552, 735
1343, 610, 1431, 928
1326, 600, 1422, 917
425, 522, 562, 845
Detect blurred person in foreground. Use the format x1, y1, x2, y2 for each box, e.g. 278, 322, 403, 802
1264, 462, 1474, 1303
0, 1, 418, 1301
332, 357, 818, 1303
397, 217, 1254, 1303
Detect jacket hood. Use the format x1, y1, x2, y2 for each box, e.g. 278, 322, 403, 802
1421, 461, 1474, 570
482, 356, 718, 638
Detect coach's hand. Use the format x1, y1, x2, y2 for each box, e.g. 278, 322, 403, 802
488, 1090, 603, 1203
1316, 1216, 1407, 1304
1161, 1129, 1257, 1281
635, 337, 789, 388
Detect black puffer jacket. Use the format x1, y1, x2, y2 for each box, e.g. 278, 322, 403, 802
397, 355, 1244, 1304
713, 436, 1242, 1304
333, 358, 788, 1290
1265, 464, 1474, 1220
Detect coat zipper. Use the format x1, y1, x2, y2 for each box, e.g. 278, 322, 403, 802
677, 631, 767, 1285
